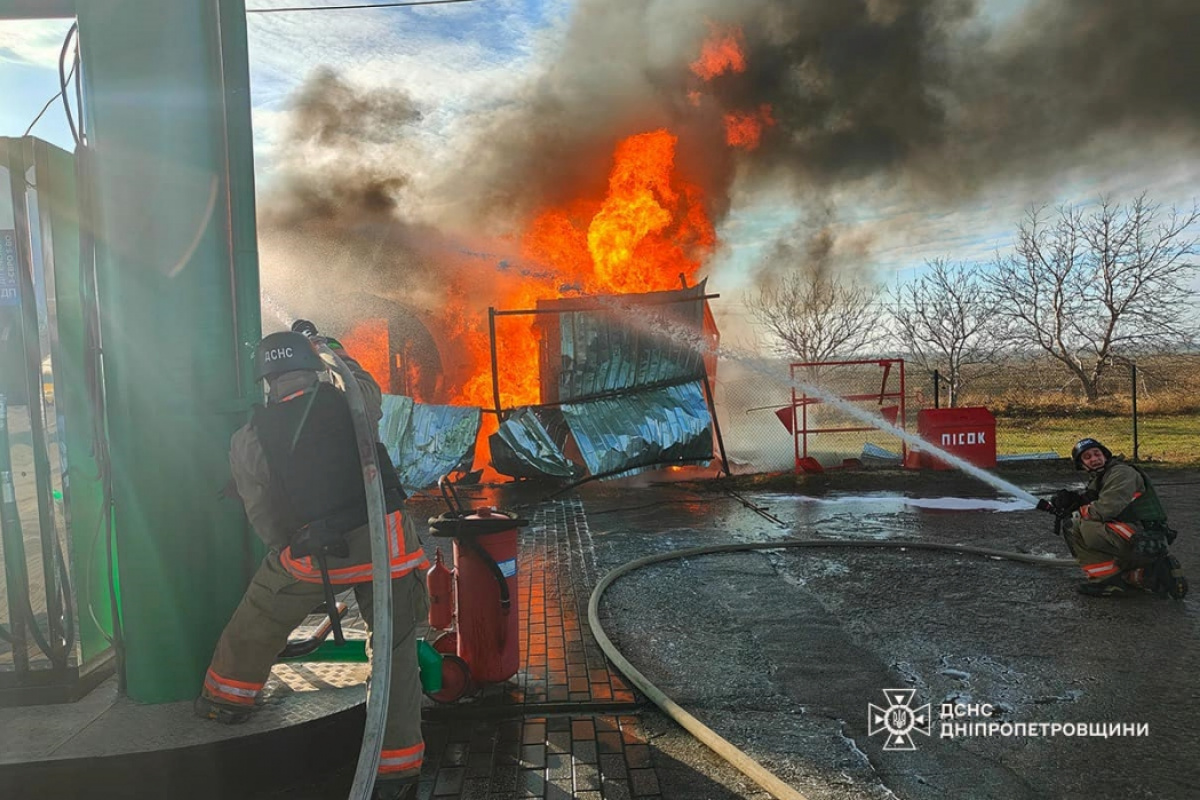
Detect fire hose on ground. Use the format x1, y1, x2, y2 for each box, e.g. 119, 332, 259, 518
587, 538, 1075, 800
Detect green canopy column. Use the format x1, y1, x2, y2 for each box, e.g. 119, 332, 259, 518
76, 0, 262, 703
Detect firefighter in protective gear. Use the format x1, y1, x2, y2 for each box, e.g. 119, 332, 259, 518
1047, 438, 1187, 599
195, 324, 429, 800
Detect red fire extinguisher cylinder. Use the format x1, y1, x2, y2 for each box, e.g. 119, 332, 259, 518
426, 547, 455, 631
453, 509, 519, 684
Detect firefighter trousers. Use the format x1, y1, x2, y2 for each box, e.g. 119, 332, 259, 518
1069, 517, 1146, 584
202, 549, 429, 781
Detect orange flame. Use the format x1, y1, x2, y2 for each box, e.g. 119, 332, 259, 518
340, 318, 390, 391
724, 105, 776, 150
690, 23, 747, 80
444, 130, 715, 417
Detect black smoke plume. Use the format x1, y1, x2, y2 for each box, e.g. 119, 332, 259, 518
264, 1, 1200, 286
439, 0, 1199, 252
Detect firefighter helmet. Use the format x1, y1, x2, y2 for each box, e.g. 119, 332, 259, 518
1071, 438, 1112, 470
253, 331, 324, 381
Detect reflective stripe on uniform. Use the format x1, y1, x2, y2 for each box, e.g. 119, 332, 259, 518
280, 511, 430, 584
204, 668, 263, 706
1083, 560, 1121, 578
1106, 521, 1136, 540
378, 742, 424, 774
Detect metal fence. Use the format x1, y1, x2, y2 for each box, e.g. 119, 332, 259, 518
714, 356, 1200, 473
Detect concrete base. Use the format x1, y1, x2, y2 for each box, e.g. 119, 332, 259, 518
0, 609, 374, 800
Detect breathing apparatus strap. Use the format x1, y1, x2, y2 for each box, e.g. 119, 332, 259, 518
291, 517, 352, 645
313, 550, 345, 646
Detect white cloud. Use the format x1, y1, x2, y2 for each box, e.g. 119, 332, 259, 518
245, 0, 570, 184
0, 19, 72, 67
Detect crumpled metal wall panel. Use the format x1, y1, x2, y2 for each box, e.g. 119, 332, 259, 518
560, 380, 713, 478
552, 281, 709, 403
490, 406, 579, 480
379, 394, 480, 490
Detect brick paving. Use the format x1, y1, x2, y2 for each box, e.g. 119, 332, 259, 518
418, 498, 664, 799
416, 714, 667, 800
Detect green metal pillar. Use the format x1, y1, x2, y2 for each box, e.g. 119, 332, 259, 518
75, 0, 262, 703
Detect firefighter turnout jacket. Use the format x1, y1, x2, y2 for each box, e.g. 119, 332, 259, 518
230, 363, 425, 581
1070, 457, 1171, 583
204, 353, 429, 785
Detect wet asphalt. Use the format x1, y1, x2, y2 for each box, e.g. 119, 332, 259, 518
576, 465, 1200, 800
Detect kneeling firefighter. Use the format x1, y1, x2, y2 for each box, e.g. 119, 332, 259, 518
1039, 438, 1187, 599
196, 321, 429, 800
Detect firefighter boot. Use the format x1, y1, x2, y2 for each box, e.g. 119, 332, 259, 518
1076, 573, 1133, 598
193, 695, 256, 725
1146, 554, 1188, 600
372, 777, 418, 800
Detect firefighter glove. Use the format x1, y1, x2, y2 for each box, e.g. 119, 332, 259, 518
291, 319, 319, 338
1050, 489, 1086, 515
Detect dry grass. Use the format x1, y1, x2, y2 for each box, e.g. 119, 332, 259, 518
936, 354, 1200, 417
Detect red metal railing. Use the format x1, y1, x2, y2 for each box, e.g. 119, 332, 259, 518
786, 359, 907, 470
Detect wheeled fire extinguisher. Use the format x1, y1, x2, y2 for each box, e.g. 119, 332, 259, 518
424, 476, 527, 703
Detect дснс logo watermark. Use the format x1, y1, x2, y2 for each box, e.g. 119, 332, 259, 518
868, 689, 932, 751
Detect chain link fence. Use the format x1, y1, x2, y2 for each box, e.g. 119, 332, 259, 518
713, 355, 1200, 474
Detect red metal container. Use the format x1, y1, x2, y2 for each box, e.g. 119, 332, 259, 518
909, 407, 997, 470
452, 509, 520, 684
426, 547, 454, 631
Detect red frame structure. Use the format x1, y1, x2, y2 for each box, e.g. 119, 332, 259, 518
788, 358, 907, 470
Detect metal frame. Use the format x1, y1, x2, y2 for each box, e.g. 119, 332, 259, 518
788, 358, 907, 469
486, 291, 730, 481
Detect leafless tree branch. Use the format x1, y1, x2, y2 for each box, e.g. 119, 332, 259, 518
887, 258, 1003, 406
986, 195, 1200, 402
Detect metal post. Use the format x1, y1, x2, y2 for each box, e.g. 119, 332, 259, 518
1131, 363, 1139, 462
899, 359, 907, 462
488, 306, 502, 418
700, 373, 730, 476
933, 369, 940, 410
791, 364, 800, 472
801, 388, 809, 460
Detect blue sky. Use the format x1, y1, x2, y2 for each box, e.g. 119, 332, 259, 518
2, 1, 1197, 345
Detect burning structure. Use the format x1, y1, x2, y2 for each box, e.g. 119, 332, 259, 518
489, 281, 724, 483
256, 1, 1200, 486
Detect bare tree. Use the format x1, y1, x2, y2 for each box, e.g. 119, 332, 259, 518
986, 195, 1199, 403
749, 266, 884, 367
888, 259, 1003, 407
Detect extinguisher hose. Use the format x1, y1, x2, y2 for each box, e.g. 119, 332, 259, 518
588, 538, 1074, 800
459, 534, 511, 610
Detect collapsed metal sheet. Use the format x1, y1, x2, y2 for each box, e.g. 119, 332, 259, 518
560, 380, 713, 478
551, 281, 709, 402
489, 406, 579, 480
378, 394, 480, 490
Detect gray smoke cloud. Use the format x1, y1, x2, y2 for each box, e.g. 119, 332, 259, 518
260, 68, 421, 228
432, 0, 1200, 267
257, 68, 477, 334
264, 0, 1200, 290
